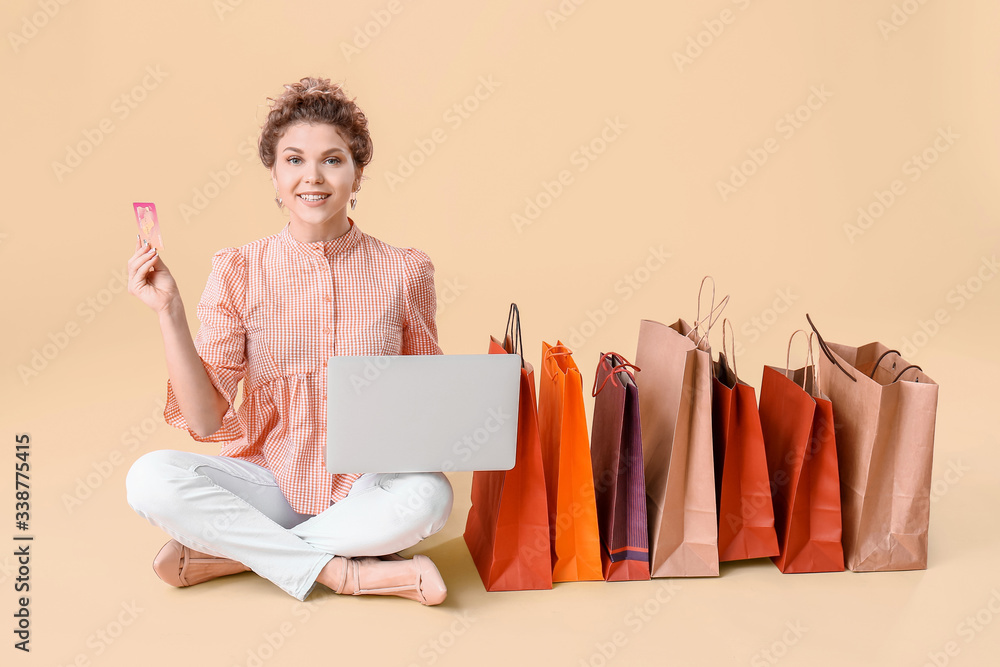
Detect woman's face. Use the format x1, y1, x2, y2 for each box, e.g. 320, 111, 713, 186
270, 122, 359, 230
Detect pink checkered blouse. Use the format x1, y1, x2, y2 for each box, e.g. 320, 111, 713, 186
163, 218, 443, 515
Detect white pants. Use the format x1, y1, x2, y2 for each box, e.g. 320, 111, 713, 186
125, 449, 454, 601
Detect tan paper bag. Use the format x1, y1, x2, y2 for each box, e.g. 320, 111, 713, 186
809, 315, 939, 571
633, 280, 725, 577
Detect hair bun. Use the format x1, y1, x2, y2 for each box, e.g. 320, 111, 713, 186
257, 76, 373, 173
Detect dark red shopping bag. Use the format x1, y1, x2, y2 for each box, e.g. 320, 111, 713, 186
464, 304, 553, 591
590, 352, 650, 581
757, 331, 845, 574
711, 322, 779, 562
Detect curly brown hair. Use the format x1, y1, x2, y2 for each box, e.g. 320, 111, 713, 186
258, 77, 373, 184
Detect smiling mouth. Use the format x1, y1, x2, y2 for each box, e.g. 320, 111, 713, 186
298, 194, 330, 202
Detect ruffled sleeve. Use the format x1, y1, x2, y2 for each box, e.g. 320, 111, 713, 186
401, 247, 443, 355
163, 247, 248, 442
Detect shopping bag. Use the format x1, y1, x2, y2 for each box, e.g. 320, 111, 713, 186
808, 314, 939, 571
712, 321, 780, 562
537, 341, 603, 582
464, 304, 553, 591
758, 330, 845, 573
591, 352, 650, 581
633, 277, 725, 577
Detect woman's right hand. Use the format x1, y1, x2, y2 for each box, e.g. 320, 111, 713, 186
128, 236, 180, 315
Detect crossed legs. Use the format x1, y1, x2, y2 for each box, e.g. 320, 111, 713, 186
125, 449, 454, 601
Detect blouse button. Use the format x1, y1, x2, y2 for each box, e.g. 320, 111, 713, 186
323, 295, 332, 302
322, 326, 331, 334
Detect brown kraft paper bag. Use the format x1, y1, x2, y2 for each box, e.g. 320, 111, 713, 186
633, 279, 726, 577
809, 315, 939, 572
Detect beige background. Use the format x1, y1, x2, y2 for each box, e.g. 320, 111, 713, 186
2, 0, 998, 665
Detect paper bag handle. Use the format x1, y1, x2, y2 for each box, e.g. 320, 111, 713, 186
784, 329, 822, 392
870, 349, 901, 378
869, 349, 924, 383
893, 364, 924, 383
720, 318, 739, 379
692, 276, 730, 348
504, 303, 525, 369
592, 351, 641, 397
805, 313, 857, 382
542, 342, 575, 380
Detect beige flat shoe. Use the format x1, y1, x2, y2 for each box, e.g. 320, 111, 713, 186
334, 554, 447, 605
152, 539, 250, 587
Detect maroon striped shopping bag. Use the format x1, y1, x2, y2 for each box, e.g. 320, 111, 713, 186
590, 352, 650, 581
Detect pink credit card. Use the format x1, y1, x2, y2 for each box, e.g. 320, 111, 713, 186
133, 202, 164, 250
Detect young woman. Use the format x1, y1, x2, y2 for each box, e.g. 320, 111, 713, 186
125, 77, 453, 605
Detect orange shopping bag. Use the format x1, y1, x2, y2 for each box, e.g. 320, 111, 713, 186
537, 340, 603, 582
463, 305, 553, 591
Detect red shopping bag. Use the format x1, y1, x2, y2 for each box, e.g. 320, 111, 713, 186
464, 304, 553, 591
758, 330, 845, 573
711, 321, 779, 562
591, 352, 650, 581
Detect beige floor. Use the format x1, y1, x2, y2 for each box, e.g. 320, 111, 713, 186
12, 343, 998, 667
4, 1, 999, 665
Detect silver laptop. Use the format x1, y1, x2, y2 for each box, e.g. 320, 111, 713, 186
325, 354, 521, 473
